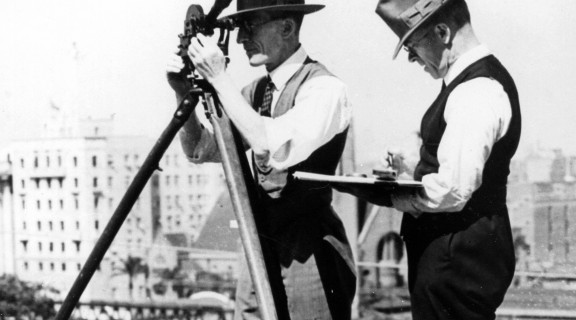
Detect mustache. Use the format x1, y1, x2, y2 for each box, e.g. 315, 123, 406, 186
243, 43, 258, 51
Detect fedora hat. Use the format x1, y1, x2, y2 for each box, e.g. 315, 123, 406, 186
376, 0, 455, 59
220, 0, 324, 21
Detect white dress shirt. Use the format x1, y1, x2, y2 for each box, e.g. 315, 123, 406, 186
183, 46, 352, 171
405, 45, 512, 214
259, 46, 352, 170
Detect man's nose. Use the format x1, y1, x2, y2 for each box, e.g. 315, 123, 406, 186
408, 51, 418, 63
237, 27, 249, 43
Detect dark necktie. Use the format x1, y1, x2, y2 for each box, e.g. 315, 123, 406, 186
259, 76, 275, 117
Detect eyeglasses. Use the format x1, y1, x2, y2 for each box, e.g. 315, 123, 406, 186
237, 18, 278, 35
403, 29, 431, 55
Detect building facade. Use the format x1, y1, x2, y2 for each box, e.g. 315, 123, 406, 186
0, 116, 228, 302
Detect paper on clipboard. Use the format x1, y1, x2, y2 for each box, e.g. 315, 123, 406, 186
293, 171, 423, 189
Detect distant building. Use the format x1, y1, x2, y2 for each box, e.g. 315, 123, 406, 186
0, 114, 226, 302
507, 147, 576, 288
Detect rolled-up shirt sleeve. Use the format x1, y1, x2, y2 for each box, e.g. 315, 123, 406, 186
412, 78, 512, 213
260, 76, 352, 171
179, 108, 221, 163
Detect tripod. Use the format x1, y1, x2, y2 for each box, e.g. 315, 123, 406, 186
55, 3, 277, 320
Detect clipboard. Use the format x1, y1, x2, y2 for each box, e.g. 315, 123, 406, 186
293, 171, 423, 189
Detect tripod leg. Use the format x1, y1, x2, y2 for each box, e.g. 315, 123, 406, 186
203, 91, 278, 320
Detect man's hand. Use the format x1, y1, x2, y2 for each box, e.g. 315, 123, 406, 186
381, 147, 414, 178
391, 190, 423, 218
188, 34, 227, 83
166, 50, 191, 97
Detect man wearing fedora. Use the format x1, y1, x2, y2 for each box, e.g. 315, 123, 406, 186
340, 0, 521, 319
166, 0, 356, 319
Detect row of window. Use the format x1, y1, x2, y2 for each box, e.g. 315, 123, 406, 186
19, 176, 123, 191
164, 174, 209, 187
20, 239, 81, 253
22, 219, 103, 232
23, 220, 80, 232
23, 261, 81, 272
21, 155, 92, 169
164, 194, 207, 212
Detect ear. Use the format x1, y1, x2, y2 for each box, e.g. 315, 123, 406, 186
434, 23, 451, 45
280, 18, 297, 38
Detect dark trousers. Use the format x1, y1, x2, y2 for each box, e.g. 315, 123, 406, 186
234, 235, 356, 320
404, 213, 516, 320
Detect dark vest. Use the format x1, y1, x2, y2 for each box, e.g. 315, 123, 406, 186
402, 55, 522, 238
241, 59, 348, 224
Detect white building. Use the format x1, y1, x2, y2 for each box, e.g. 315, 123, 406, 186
0, 115, 226, 302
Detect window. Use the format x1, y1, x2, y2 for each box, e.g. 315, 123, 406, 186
50, 263, 55, 271
21, 240, 28, 252
36, 200, 41, 210
59, 199, 64, 209
62, 263, 66, 271
73, 156, 78, 167
174, 175, 179, 186
77, 263, 81, 271
60, 221, 65, 231
166, 176, 171, 186
39, 262, 43, 271
73, 240, 81, 252
34, 157, 38, 168
22, 221, 26, 230
48, 200, 52, 210
61, 242, 65, 252
58, 155, 62, 166
94, 196, 99, 209
76, 221, 80, 230
24, 262, 28, 270
21, 199, 25, 210
46, 155, 50, 167
20, 158, 24, 168
49, 221, 53, 231
74, 178, 78, 188
108, 176, 113, 187
21, 180, 25, 189
47, 179, 52, 188
74, 197, 79, 210
92, 156, 97, 167
37, 221, 41, 231
38, 242, 42, 252
93, 177, 98, 187
95, 220, 99, 231
49, 242, 53, 252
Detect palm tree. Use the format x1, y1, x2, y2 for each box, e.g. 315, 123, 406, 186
112, 256, 149, 300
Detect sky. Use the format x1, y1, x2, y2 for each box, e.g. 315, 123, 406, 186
1, 0, 576, 167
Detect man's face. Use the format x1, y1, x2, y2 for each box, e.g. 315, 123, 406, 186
236, 12, 285, 71
404, 26, 450, 79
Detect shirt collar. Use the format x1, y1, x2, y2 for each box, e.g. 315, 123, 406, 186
444, 44, 491, 85
268, 45, 307, 91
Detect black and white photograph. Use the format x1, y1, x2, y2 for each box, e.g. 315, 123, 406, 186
1, 0, 576, 319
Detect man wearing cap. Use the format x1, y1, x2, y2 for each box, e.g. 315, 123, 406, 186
340, 0, 520, 319
166, 1, 356, 319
